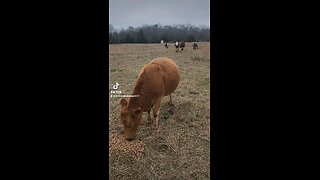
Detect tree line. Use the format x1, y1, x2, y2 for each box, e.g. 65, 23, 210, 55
109, 24, 210, 44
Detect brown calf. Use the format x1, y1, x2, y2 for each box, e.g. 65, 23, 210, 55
119, 57, 180, 141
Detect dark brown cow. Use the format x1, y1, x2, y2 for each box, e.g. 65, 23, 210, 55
119, 57, 180, 141
193, 43, 198, 50
179, 41, 185, 51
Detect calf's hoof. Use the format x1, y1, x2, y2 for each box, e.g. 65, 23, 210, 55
152, 126, 160, 133
152, 124, 159, 131
146, 121, 152, 126
168, 108, 174, 115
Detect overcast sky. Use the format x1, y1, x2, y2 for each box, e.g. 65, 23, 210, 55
109, 0, 210, 30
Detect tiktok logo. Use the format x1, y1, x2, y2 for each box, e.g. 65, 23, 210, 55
113, 82, 119, 90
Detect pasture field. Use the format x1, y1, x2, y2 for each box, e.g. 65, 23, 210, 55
109, 42, 210, 179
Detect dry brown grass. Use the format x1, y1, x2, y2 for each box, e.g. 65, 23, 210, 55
109, 42, 210, 179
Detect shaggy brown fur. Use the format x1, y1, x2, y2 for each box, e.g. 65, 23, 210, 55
120, 57, 180, 141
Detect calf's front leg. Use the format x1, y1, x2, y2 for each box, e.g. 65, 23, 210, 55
152, 97, 163, 131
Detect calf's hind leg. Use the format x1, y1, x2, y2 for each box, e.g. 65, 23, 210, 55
169, 94, 174, 106
168, 94, 175, 115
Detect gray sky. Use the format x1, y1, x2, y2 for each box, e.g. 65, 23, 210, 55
109, 0, 210, 30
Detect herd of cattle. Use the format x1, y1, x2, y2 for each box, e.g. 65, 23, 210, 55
164, 41, 199, 51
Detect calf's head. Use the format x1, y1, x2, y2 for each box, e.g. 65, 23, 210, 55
119, 98, 143, 141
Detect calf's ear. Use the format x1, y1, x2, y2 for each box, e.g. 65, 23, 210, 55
120, 99, 127, 107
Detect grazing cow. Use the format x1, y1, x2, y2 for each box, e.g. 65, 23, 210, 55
179, 41, 185, 51
119, 57, 180, 141
175, 41, 179, 52
164, 43, 169, 48
193, 43, 198, 50
175, 41, 185, 52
